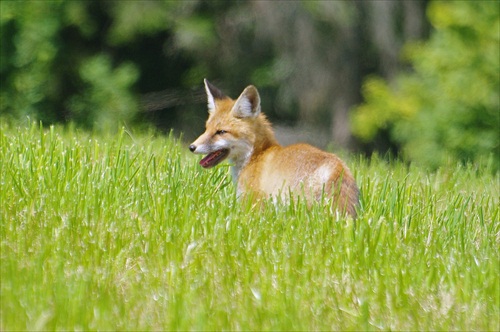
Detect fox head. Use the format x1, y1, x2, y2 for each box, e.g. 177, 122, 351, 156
189, 79, 275, 169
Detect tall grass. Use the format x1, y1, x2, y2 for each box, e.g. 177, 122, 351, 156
1, 121, 499, 330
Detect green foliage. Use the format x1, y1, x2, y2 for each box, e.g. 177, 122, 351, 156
0, 1, 205, 130
0, 1, 141, 129
67, 55, 139, 131
352, 1, 499, 169
106, 1, 177, 45
0, 1, 257, 131
1, 122, 499, 330
0, 1, 63, 121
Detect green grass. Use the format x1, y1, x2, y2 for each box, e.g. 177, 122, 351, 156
1, 121, 499, 330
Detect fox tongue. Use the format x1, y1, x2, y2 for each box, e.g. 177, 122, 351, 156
200, 149, 229, 168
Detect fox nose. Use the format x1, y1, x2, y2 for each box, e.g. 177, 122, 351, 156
189, 144, 196, 152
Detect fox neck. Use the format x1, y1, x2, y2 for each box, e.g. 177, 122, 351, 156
229, 116, 279, 183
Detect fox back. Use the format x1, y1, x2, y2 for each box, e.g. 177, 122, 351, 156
190, 79, 359, 217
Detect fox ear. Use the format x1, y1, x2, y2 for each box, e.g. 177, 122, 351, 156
232, 85, 261, 118
204, 79, 226, 114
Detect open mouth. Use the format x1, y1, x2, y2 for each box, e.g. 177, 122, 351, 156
199, 149, 229, 168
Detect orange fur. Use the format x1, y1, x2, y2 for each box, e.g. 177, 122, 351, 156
190, 80, 359, 217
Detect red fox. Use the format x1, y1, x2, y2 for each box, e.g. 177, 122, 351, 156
189, 79, 359, 217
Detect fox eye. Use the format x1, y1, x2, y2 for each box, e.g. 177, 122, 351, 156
215, 130, 227, 135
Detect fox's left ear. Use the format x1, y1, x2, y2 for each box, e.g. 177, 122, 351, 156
232, 85, 261, 118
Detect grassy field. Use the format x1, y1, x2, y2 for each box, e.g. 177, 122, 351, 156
1, 121, 499, 330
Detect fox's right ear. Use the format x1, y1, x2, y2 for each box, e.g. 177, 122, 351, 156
204, 79, 226, 114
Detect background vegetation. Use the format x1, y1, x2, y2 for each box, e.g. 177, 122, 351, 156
3, 0, 497, 168
352, 1, 500, 170
1, 122, 499, 330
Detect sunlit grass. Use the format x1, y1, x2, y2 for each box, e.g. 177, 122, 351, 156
1, 121, 499, 330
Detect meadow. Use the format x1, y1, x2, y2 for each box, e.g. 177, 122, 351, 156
1, 121, 499, 330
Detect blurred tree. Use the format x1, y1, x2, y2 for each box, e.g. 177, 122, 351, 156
67, 54, 138, 132
0, 1, 141, 129
1, 1, 63, 122
1, 0, 428, 147
248, 0, 428, 148
352, 1, 499, 169
0, 1, 192, 130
